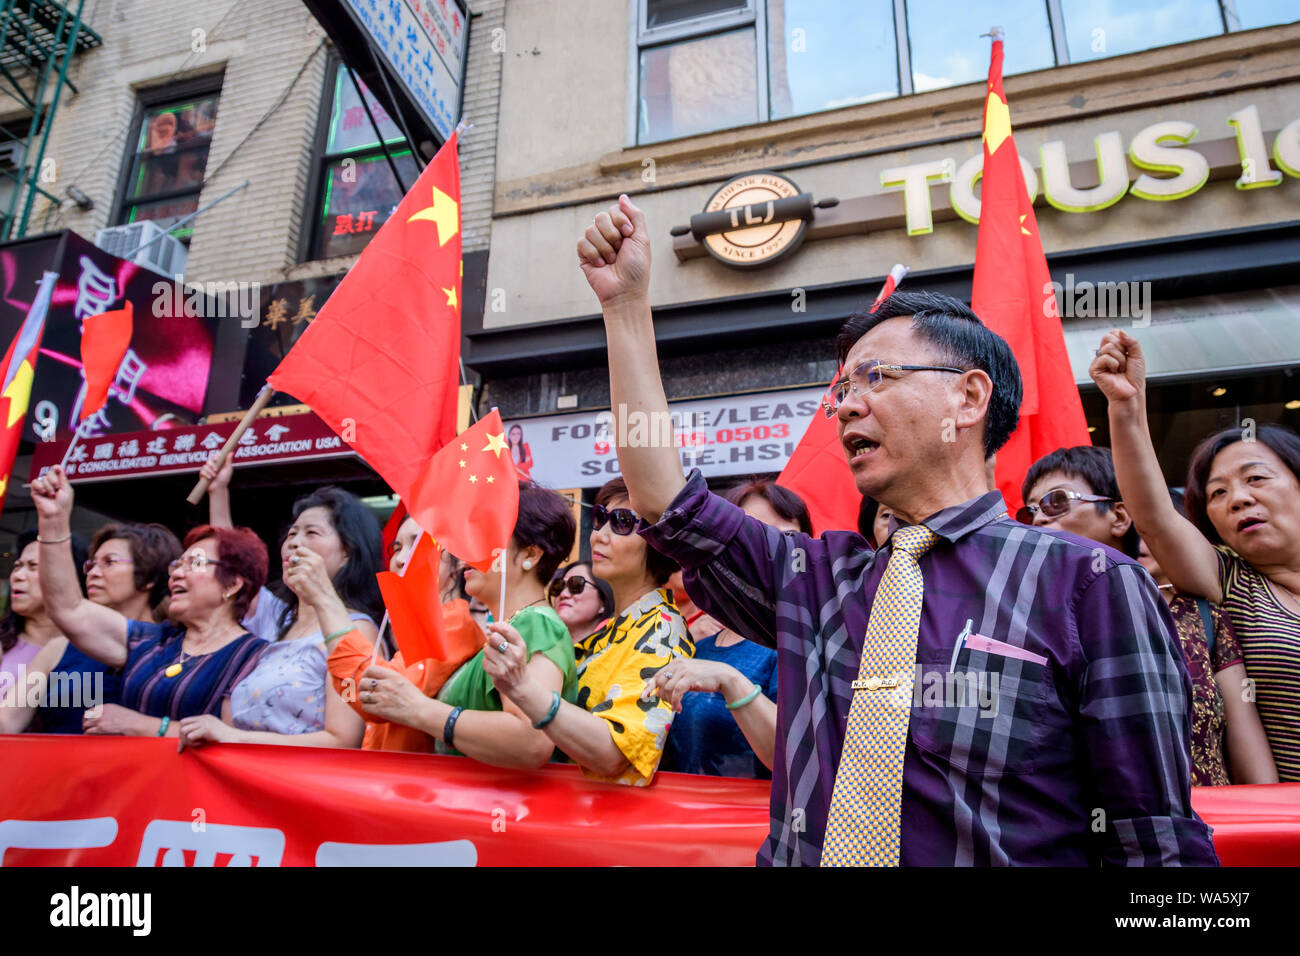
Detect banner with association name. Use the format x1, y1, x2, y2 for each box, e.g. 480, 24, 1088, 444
29, 412, 355, 484
0, 736, 1294, 866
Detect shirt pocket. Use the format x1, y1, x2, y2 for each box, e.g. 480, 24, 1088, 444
908, 647, 1055, 776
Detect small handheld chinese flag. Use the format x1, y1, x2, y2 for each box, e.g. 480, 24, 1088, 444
777, 264, 908, 534
376, 532, 478, 663
408, 409, 519, 573
80, 300, 134, 421
972, 31, 1090, 511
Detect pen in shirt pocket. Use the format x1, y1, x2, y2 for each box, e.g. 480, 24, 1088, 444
949, 619, 973, 674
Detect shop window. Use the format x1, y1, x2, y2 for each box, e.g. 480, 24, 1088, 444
304, 60, 419, 262
117, 86, 221, 239
1060, 0, 1223, 64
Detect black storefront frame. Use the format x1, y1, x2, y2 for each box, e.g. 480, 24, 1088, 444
464, 220, 1300, 379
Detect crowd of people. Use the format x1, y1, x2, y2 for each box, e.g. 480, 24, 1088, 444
1, 195, 1297, 866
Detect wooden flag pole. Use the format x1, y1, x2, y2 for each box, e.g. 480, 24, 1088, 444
57, 420, 89, 473
498, 544, 507, 626
185, 385, 276, 505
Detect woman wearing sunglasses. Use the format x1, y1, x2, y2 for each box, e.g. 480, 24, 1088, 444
547, 561, 614, 644
485, 477, 693, 786
326, 514, 486, 753
1, 523, 181, 735
1021, 446, 1275, 786
353, 483, 580, 769
29, 466, 267, 737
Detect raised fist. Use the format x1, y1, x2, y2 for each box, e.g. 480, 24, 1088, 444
577, 194, 651, 308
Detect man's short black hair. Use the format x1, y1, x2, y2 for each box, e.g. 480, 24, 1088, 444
1021, 445, 1139, 557
833, 290, 1022, 458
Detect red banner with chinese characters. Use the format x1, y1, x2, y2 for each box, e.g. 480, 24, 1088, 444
28, 411, 355, 484
0, 736, 1294, 866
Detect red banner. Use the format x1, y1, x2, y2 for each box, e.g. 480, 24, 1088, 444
0, 736, 769, 866
0, 736, 1294, 866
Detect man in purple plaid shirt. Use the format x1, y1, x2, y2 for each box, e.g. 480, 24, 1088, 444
576, 195, 1217, 867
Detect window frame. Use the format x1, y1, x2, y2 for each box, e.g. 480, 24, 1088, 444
300, 54, 414, 264
631, 0, 768, 144
113, 74, 224, 240
628, 0, 1258, 146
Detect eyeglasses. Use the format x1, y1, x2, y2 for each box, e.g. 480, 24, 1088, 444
592, 504, 641, 536
823, 359, 967, 418
84, 555, 134, 574
548, 575, 595, 602
1016, 489, 1115, 525
169, 553, 226, 574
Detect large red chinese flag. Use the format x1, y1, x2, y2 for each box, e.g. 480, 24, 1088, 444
0, 271, 56, 511
777, 265, 908, 534
972, 34, 1090, 512
376, 532, 477, 663
408, 409, 519, 573
80, 300, 133, 421
269, 134, 463, 503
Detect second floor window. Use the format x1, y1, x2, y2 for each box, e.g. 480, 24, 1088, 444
305, 60, 419, 262
634, 0, 1297, 144
119, 89, 220, 237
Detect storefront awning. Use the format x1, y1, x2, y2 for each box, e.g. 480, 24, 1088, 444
1064, 285, 1300, 385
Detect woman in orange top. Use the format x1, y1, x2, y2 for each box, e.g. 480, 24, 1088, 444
327, 515, 484, 752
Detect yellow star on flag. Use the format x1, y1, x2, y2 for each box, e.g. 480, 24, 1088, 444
481, 431, 508, 457
460, 443, 468, 452
468, 474, 478, 484
443, 286, 458, 309
1020, 214, 1031, 235
486, 475, 494, 484
406, 185, 460, 246
983, 90, 1012, 155
458, 459, 466, 468
3, 359, 33, 428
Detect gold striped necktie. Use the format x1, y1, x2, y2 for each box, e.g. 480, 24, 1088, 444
821, 523, 939, 867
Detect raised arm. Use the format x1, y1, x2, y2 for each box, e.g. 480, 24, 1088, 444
577, 195, 684, 523
200, 453, 234, 529
30, 467, 130, 668
1091, 330, 1222, 602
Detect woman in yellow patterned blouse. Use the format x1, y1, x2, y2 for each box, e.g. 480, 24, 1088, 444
486, 478, 693, 785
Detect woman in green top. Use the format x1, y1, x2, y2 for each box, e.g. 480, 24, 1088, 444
357, 483, 579, 769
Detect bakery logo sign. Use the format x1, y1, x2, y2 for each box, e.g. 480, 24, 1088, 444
671, 171, 837, 269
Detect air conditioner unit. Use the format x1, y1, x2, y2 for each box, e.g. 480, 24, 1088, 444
94, 220, 187, 277
0, 141, 24, 170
